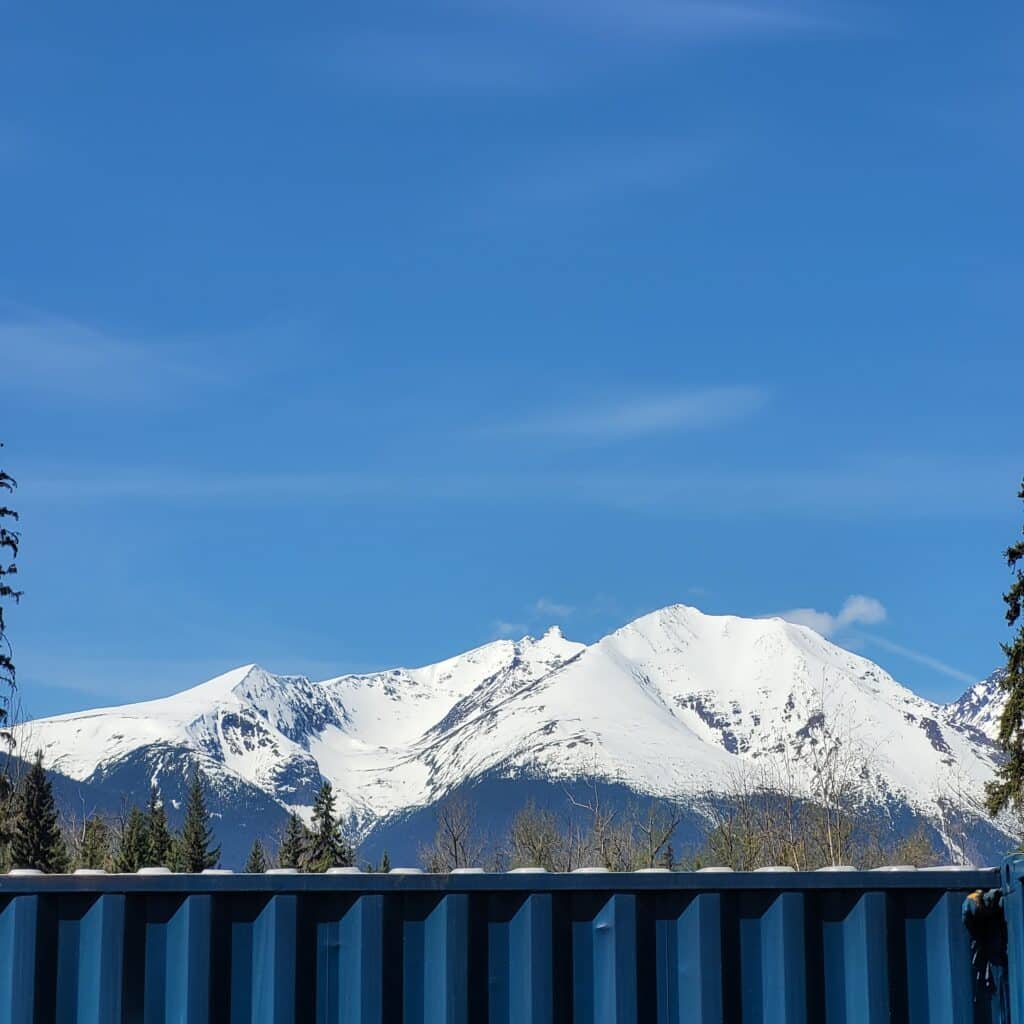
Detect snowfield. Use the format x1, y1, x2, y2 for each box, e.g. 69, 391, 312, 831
22, 605, 1004, 847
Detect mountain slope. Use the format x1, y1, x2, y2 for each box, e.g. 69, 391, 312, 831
21, 605, 1007, 864
943, 669, 1006, 743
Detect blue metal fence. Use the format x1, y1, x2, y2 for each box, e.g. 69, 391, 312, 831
0, 866, 1003, 1023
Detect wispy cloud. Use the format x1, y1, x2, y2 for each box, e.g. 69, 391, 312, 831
320, 0, 850, 98
497, 386, 765, 440
855, 634, 978, 686
0, 311, 228, 402
494, 620, 529, 638
778, 594, 887, 637
484, 140, 713, 212
534, 597, 574, 618
501, 0, 846, 41
332, 30, 559, 95
23, 454, 1018, 521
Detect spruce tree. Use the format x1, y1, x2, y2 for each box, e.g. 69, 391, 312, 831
145, 785, 173, 867
986, 478, 1024, 817
304, 781, 354, 872
245, 838, 268, 873
10, 752, 68, 872
77, 816, 114, 871
115, 807, 149, 872
276, 812, 308, 869
0, 445, 22, 754
175, 769, 220, 871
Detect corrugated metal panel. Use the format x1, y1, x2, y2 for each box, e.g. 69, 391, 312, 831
1002, 856, 1024, 1024
0, 866, 1000, 1023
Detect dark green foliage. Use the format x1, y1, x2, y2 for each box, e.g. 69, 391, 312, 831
276, 812, 308, 869
0, 445, 22, 757
359, 850, 389, 873
145, 785, 173, 867
304, 781, 354, 872
174, 769, 220, 872
658, 842, 676, 871
115, 807, 149, 873
244, 838, 268, 873
10, 752, 68, 872
77, 816, 114, 871
986, 478, 1024, 817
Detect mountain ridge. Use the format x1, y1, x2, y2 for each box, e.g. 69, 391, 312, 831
20, 604, 1010, 865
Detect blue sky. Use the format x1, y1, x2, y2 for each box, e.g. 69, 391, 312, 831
1, 1, 1021, 717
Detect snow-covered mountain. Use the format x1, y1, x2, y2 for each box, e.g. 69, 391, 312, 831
21, 605, 1009, 864
942, 669, 1006, 742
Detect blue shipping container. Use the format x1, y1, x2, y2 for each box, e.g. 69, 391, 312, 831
0, 866, 1005, 1023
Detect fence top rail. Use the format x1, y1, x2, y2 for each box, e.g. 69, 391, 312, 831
0, 866, 1000, 895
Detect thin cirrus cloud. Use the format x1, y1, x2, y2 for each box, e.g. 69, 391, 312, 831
485, 140, 712, 212
856, 635, 978, 686
329, 1, 849, 97
498, 386, 766, 440
0, 315, 170, 399
25, 454, 1018, 520
494, 620, 529, 638
534, 597, 575, 618
333, 30, 559, 95
0, 311, 235, 402
502, 0, 846, 40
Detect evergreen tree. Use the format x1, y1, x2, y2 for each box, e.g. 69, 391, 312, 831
77, 816, 114, 871
245, 838, 268, 873
115, 807, 149, 872
378, 849, 391, 873
304, 781, 354, 872
10, 752, 68, 872
987, 478, 1024, 817
276, 812, 308, 869
0, 445, 22, 754
175, 769, 220, 871
0, 444, 23, 852
145, 785, 173, 867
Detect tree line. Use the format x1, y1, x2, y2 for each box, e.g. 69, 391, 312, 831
416, 780, 943, 874
2, 755, 223, 873
0, 755, 371, 874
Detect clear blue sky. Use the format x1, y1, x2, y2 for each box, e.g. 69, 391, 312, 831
2, 1, 1021, 718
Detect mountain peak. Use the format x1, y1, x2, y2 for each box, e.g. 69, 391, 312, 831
24, 603, 1008, 866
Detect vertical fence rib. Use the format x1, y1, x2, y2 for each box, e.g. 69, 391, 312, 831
165, 893, 212, 1024
423, 893, 469, 1024
840, 891, 890, 1024
253, 893, 298, 1024
676, 892, 723, 1024
761, 891, 806, 1024
923, 892, 973, 1024
0, 895, 38, 1024
337, 894, 384, 1024
77, 893, 125, 1024
508, 893, 553, 1024
591, 893, 637, 1024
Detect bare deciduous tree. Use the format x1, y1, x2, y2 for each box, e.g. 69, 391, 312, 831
418, 795, 486, 871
